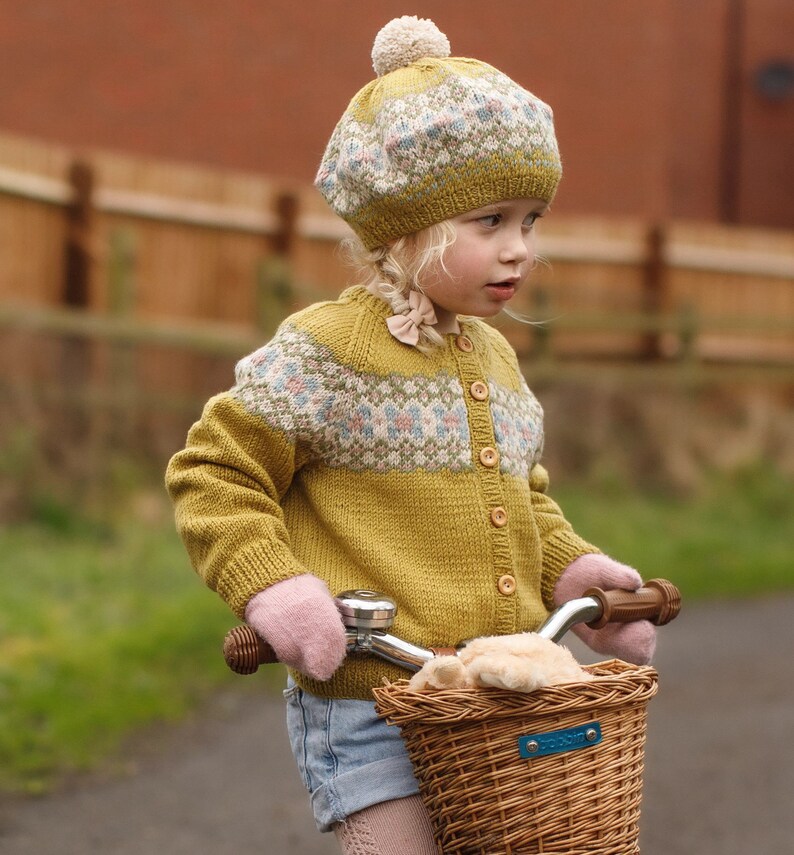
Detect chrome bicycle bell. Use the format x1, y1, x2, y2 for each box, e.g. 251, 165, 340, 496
336, 590, 397, 631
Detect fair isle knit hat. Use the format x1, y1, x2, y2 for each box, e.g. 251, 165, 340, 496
315, 16, 562, 250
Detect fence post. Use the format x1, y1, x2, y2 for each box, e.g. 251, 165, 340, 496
60, 159, 96, 420
63, 159, 97, 308
61, 160, 95, 394
641, 223, 666, 360
59, 159, 99, 501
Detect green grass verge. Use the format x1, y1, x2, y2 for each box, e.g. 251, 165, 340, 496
0, 510, 274, 795
1, 466, 792, 794
553, 465, 794, 600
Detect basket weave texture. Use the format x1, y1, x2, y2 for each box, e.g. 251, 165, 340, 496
372, 659, 658, 855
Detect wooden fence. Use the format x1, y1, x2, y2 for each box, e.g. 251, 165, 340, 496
2, 131, 793, 505
1, 129, 793, 368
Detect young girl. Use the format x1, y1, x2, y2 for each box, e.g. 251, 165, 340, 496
166, 17, 656, 855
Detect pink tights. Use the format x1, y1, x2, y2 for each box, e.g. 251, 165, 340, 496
334, 795, 437, 855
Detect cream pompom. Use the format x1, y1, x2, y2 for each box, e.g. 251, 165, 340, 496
371, 16, 451, 77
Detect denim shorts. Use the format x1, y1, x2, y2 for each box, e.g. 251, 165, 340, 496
283, 678, 420, 832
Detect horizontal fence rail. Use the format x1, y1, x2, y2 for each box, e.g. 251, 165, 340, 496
3, 301, 793, 374
3, 160, 793, 277
0, 130, 792, 367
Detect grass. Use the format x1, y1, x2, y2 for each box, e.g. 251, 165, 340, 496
553, 465, 794, 600
1, 466, 792, 795
0, 498, 273, 795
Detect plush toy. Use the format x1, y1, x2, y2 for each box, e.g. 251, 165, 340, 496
408, 633, 591, 693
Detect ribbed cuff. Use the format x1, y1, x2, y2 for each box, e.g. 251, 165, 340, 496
216, 540, 307, 618
539, 532, 601, 611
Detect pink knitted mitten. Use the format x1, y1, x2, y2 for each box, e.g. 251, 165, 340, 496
553, 554, 656, 665
244, 574, 348, 681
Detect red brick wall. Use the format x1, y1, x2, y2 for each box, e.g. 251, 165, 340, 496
669, 0, 731, 222
0, 0, 791, 227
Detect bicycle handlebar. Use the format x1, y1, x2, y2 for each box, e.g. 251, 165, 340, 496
223, 578, 682, 676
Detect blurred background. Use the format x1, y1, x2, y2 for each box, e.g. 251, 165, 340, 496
0, 0, 792, 802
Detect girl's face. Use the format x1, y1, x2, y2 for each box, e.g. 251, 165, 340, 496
421, 197, 547, 333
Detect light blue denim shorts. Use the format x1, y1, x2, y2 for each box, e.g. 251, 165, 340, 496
283, 678, 420, 832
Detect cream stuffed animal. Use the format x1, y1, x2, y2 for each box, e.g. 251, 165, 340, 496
408, 632, 591, 693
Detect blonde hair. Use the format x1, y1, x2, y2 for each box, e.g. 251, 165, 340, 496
341, 220, 457, 352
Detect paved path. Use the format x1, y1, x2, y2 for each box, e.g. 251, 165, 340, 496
1, 595, 792, 854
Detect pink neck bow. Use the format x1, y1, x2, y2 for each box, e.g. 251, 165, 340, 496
385, 290, 437, 346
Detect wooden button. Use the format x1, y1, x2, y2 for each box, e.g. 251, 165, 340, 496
455, 334, 474, 352
479, 447, 498, 467
497, 574, 516, 595
490, 506, 508, 527
470, 381, 489, 401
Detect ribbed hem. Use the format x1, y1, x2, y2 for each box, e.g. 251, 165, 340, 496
293, 658, 414, 702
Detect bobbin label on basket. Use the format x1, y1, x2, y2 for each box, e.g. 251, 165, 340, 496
518, 721, 602, 759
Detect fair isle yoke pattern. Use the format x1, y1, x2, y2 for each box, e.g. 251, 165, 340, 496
492, 375, 545, 474
232, 322, 544, 478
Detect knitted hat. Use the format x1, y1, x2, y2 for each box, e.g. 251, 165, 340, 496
315, 16, 561, 250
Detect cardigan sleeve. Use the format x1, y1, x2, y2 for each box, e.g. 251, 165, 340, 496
165, 320, 337, 618
529, 464, 601, 610
165, 391, 310, 619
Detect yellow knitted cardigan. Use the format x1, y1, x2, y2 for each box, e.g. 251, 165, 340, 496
166, 286, 598, 699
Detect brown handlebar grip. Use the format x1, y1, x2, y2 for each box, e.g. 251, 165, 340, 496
223, 625, 277, 675
584, 578, 682, 630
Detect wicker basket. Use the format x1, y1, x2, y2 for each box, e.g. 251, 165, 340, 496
372, 659, 658, 855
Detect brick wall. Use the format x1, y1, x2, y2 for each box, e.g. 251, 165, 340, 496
0, 0, 791, 227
